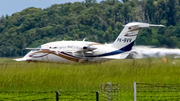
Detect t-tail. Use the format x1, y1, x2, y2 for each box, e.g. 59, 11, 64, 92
112, 22, 164, 52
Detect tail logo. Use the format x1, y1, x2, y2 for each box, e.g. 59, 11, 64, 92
125, 27, 139, 37
124, 34, 138, 37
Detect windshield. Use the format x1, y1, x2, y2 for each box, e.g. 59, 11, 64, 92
32, 46, 42, 51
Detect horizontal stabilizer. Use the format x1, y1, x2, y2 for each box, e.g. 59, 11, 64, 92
149, 24, 164, 27
124, 22, 164, 28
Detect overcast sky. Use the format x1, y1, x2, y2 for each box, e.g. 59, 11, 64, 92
0, 0, 103, 17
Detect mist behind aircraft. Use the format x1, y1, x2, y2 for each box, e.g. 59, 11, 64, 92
130, 46, 180, 59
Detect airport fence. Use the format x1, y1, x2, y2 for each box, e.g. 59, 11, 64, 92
3, 82, 180, 101
56, 91, 98, 101
134, 82, 180, 101
0, 91, 99, 101
0, 83, 120, 101
0, 91, 55, 101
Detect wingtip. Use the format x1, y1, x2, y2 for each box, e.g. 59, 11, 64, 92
13, 58, 27, 61
159, 25, 165, 27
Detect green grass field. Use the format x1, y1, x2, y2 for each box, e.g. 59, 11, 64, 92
0, 58, 180, 100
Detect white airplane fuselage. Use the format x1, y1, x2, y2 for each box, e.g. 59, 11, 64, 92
22, 41, 119, 63
14, 22, 164, 63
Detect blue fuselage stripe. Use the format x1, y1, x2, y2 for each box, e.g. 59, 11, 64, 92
88, 41, 135, 57
87, 50, 125, 57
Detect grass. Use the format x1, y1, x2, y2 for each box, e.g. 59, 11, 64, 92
0, 58, 180, 100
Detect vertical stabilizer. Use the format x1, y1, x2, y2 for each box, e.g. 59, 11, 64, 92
112, 22, 164, 52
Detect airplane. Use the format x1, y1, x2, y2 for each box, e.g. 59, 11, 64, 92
14, 22, 164, 63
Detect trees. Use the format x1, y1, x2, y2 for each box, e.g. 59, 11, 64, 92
166, 0, 178, 26
0, 0, 180, 57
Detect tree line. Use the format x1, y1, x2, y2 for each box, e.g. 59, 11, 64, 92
0, 0, 180, 57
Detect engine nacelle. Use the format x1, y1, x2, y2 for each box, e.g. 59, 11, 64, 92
83, 45, 97, 51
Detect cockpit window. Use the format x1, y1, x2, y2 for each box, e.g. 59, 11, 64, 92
32, 46, 42, 51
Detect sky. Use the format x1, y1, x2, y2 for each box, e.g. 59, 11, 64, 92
0, 0, 102, 17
